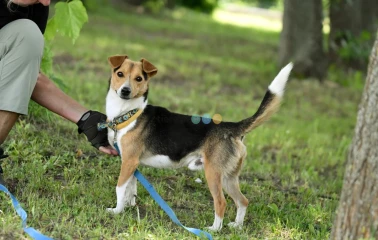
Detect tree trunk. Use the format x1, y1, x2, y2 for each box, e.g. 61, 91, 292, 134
278, 0, 327, 80
330, 33, 378, 239
329, 0, 378, 70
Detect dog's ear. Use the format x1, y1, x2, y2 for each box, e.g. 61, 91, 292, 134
141, 58, 158, 78
108, 55, 128, 69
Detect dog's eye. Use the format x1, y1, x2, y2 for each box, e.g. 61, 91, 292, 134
135, 76, 143, 82
117, 72, 124, 77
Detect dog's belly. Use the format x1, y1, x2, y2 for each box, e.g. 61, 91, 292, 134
140, 151, 204, 170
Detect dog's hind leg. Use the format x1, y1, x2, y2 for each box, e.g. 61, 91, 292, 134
204, 157, 226, 231
223, 174, 249, 229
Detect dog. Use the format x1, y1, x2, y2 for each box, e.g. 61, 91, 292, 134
104, 55, 293, 231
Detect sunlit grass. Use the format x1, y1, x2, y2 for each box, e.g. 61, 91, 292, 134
212, 5, 330, 34
212, 9, 282, 32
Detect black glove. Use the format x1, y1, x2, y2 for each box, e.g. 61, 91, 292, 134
77, 110, 109, 149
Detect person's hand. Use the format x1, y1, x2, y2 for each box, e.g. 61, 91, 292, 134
76, 110, 118, 156
99, 146, 118, 156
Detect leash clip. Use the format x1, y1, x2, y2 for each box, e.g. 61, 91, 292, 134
112, 129, 118, 146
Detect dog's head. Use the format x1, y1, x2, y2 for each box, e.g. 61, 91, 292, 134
108, 55, 158, 100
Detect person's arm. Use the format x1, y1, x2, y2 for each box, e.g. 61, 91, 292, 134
31, 73, 118, 155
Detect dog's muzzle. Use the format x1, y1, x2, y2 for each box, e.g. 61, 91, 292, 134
119, 87, 131, 99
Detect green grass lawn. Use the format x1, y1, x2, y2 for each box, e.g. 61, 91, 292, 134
0, 5, 363, 240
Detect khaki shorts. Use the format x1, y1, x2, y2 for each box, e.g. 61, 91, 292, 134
0, 19, 44, 115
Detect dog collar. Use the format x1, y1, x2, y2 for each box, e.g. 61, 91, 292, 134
98, 108, 143, 131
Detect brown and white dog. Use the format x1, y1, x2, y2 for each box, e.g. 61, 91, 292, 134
105, 55, 293, 231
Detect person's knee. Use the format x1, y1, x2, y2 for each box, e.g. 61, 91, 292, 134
10, 19, 44, 60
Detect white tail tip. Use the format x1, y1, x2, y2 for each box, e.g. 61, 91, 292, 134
268, 62, 293, 97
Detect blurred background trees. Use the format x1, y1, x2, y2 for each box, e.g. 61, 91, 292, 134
81, 0, 218, 14
279, 0, 326, 80
78, 0, 378, 81
280, 0, 378, 80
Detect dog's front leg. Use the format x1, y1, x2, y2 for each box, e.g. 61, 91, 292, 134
107, 156, 139, 214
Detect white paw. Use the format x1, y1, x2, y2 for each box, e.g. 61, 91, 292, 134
228, 222, 243, 229
206, 226, 222, 232
106, 207, 123, 214
125, 197, 136, 207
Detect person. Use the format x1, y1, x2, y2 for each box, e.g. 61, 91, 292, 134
0, 0, 118, 185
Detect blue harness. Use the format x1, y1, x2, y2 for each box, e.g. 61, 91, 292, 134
0, 145, 213, 240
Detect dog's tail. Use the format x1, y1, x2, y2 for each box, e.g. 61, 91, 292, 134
238, 63, 293, 134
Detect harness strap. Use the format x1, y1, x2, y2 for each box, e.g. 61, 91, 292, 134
0, 184, 53, 240
114, 143, 213, 240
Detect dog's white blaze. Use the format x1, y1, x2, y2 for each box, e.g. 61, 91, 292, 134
268, 62, 293, 97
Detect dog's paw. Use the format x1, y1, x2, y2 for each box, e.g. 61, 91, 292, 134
125, 197, 136, 207
106, 207, 123, 214
227, 222, 243, 230
206, 226, 222, 232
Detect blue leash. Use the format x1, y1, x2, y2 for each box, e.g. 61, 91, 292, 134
114, 143, 213, 240
0, 184, 53, 240
0, 144, 213, 240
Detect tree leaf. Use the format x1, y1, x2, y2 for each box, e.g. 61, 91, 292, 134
53, 0, 88, 44
41, 43, 53, 75
44, 17, 57, 42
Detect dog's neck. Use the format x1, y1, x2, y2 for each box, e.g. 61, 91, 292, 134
106, 89, 148, 120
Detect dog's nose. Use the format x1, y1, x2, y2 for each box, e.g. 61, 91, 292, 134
120, 87, 131, 97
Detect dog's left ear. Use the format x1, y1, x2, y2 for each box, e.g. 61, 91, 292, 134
108, 55, 128, 69
141, 58, 158, 78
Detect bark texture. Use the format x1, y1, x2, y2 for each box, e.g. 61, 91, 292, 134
278, 0, 327, 80
330, 34, 378, 239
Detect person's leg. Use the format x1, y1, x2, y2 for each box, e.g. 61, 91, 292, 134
0, 19, 44, 115
0, 111, 16, 184
0, 19, 44, 183
0, 111, 19, 145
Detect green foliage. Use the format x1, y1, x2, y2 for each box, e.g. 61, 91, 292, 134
336, 31, 372, 68
144, 0, 167, 14
41, 0, 88, 76
237, 0, 278, 8
81, 0, 110, 12
177, 0, 218, 13
328, 65, 365, 90
44, 0, 88, 44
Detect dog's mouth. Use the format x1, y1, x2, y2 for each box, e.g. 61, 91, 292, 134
119, 95, 131, 100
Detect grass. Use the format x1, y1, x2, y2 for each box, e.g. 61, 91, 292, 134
0, 4, 364, 240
